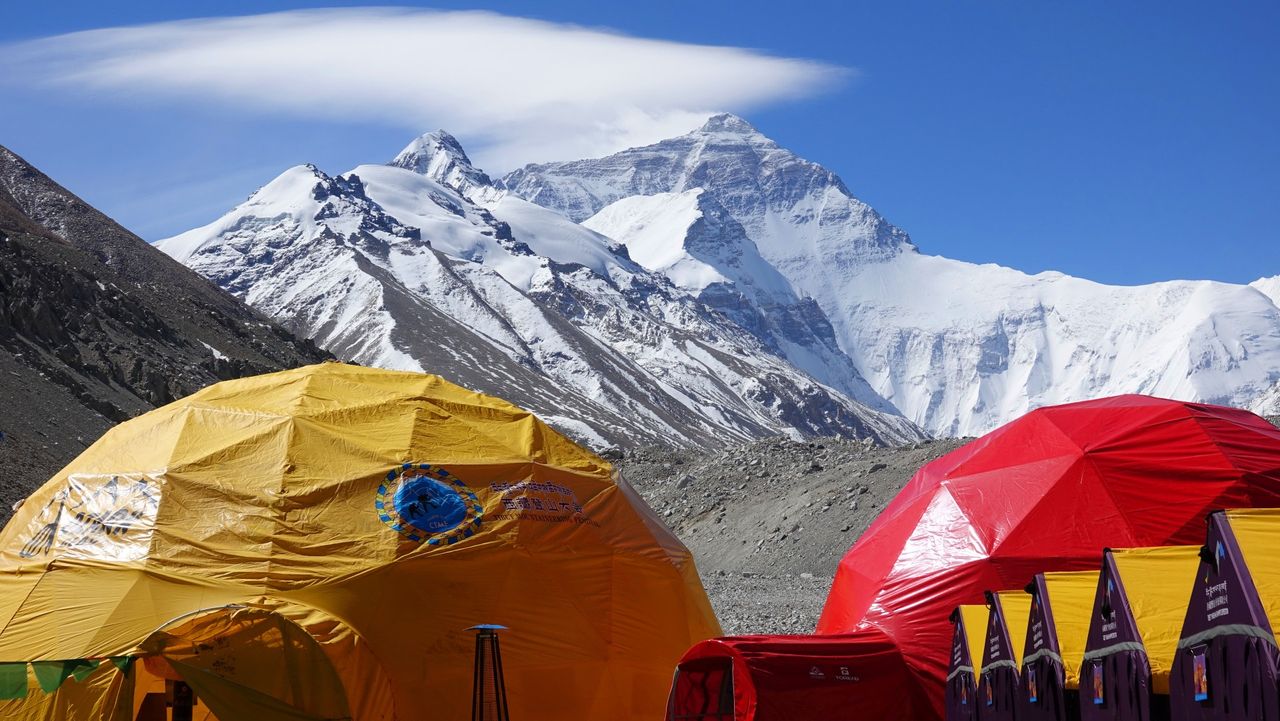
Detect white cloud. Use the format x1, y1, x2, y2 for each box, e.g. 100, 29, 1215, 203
1, 8, 850, 170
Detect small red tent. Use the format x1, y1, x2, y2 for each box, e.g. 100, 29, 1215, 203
815, 396, 1280, 721
666, 628, 927, 721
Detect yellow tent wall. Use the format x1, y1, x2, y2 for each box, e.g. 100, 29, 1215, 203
959, 603, 987, 671
1039, 570, 1098, 689
996, 590, 1032, 667
1223, 508, 1280, 630
1107, 545, 1201, 694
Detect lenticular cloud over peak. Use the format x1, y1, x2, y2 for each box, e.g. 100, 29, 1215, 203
0, 7, 849, 169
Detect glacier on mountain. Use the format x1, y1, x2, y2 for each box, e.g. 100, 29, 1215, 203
503, 114, 1280, 436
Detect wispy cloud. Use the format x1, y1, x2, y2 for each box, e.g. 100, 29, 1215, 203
1, 8, 850, 170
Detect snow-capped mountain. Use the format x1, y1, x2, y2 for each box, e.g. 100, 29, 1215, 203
503, 114, 1280, 435
158, 132, 923, 448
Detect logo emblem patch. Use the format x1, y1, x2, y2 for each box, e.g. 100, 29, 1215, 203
376, 463, 482, 545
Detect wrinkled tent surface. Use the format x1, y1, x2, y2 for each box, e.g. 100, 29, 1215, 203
817, 395, 1280, 720
1079, 546, 1200, 721
945, 604, 988, 721
1022, 570, 1099, 721
0, 363, 721, 721
668, 628, 925, 721
1171, 508, 1280, 721
979, 590, 1031, 721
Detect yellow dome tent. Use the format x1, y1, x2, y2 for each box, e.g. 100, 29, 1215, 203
0, 363, 721, 720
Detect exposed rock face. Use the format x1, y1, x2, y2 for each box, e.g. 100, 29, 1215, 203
0, 144, 328, 518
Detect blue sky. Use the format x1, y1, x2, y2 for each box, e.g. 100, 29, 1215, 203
1, 1, 1276, 286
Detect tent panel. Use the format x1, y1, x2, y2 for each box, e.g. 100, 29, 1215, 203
1223, 508, 1280, 632
0, 564, 245, 663
1021, 576, 1065, 721
960, 605, 987, 677
1109, 546, 1202, 691
1041, 570, 1100, 690
999, 591, 1032, 668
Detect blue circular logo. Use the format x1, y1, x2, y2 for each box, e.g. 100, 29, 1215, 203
375, 464, 483, 545
394, 475, 467, 533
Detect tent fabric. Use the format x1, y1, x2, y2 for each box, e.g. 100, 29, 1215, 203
1079, 546, 1201, 721
1171, 508, 1280, 721
1021, 570, 1099, 721
669, 628, 927, 721
0, 362, 721, 721
978, 590, 1031, 721
945, 604, 988, 721
817, 395, 1280, 721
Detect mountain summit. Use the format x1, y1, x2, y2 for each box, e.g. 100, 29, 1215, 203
698, 112, 761, 134
390, 130, 495, 201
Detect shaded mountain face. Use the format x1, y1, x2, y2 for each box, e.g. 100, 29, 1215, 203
0, 145, 328, 516
503, 114, 1280, 436
159, 133, 923, 449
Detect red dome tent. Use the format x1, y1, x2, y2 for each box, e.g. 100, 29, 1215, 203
815, 396, 1280, 721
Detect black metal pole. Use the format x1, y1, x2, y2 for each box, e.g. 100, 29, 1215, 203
469, 624, 511, 721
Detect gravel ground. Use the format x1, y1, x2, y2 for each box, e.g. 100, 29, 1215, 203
619, 435, 967, 635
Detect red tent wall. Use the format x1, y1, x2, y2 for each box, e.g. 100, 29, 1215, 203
669, 629, 926, 721
816, 396, 1280, 721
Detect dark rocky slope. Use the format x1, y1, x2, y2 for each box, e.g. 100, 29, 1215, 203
0, 145, 328, 517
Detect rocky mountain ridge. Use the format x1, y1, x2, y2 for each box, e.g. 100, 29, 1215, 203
159, 133, 922, 448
